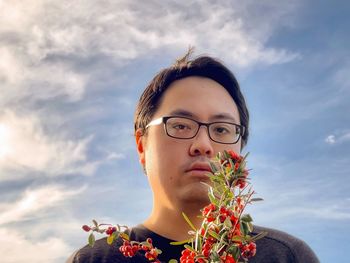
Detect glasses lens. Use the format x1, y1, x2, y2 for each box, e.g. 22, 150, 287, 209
209, 123, 241, 143
166, 117, 198, 138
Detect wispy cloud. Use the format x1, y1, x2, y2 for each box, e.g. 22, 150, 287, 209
250, 190, 350, 224
0, 46, 88, 104
0, 0, 299, 79
0, 185, 85, 225
0, 227, 70, 263
247, 152, 350, 228
333, 63, 350, 93
0, 110, 97, 180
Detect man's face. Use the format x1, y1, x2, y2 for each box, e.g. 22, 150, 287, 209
137, 76, 242, 209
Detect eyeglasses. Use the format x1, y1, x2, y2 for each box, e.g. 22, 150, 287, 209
145, 116, 245, 144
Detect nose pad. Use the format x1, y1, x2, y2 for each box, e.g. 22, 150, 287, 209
196, 125, 211, 140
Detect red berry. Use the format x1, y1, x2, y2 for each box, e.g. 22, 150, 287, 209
224, 254, 237, 263
106, 226, 116, 235
82, 225, 91, 232
219, 215, 226, 223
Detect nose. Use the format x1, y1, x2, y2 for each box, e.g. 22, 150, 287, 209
189, 126, 214, 157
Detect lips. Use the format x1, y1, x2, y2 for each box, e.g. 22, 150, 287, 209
186, 162, 213, 177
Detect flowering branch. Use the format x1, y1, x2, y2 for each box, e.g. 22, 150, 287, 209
176, 150, 266, 263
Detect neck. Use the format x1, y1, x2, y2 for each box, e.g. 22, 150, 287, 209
143, 202, 206, 241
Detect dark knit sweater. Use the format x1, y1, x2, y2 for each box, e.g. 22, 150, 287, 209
67, 225, 319, 263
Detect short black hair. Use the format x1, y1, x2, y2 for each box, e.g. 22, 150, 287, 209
134, 48, 250, 148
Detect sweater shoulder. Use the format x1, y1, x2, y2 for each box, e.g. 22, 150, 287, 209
252, 225, 319, 263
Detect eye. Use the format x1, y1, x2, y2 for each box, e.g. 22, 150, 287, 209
173, 123, 191, 130
211, 123, 236, 136
214, 126, 230, 134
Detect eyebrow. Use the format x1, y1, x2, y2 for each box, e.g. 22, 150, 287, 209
168, 109, 239, 123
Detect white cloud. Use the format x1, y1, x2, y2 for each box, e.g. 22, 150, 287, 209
0, 227, 70, 263
0, 46, 87, 104
106, 152, 125, 161
0, 1, 301, 177
325, 132, 350, 145
0, 0, 302, 181
0, 185, 85, 225
0, 110, 97, 179
325, 135, 336, 144
0, 0, 300, 81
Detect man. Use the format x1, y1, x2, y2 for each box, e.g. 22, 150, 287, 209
68, 50, 319, 262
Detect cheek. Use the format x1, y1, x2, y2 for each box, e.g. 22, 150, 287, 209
145, 131, 184, 176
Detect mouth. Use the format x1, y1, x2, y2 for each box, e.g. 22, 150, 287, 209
186, 163, 213, 178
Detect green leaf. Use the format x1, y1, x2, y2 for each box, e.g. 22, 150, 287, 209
170, 239, 193, 245
209, 250, 221, 261
241, 214, 253, 223
92, 219, 98, 227
251, 231, 268, 241
218, 232, 228, 247
208, 230, 220, 240
119, 232, 129, 241
228, 245, 240, 259
195, 230, 199, 251
208, 189, 219, 206
247, 222, 253, 232
168, 259, 178, 263
107, 233, 115, 245
224, 217, 232, 228
250, 198, 264, 202
88, 233, 95, 247
231, 235, 244, 242
209, 162, 218, 173
228, 158, 235, 171
223, 150, 230, 159
182, 212, 197, 231
140, 241, 152, 248
241, 222, 249, 236
184, 244, 196, 252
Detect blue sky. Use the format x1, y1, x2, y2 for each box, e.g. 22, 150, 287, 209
0, 1, 349, 262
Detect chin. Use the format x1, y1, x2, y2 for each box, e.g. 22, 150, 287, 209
179, 183, 210, 206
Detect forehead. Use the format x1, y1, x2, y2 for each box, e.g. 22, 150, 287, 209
155, 76, 240, 123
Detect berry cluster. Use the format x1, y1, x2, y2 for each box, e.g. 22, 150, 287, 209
179, 202, 257, 263
119, 238, 160, 262
223, 150, 249, 189
83, 223, 162, 262
240, 242, 257, 260
106, 226, 116, 235
119, 240, 139, 257
180, 248, 196, 263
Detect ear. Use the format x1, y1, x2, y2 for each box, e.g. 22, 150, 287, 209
135, 129, 146, 165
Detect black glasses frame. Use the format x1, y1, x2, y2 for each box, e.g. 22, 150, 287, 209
146, 116, 245, 145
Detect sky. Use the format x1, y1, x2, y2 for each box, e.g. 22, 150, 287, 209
0, 0, 349, 262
